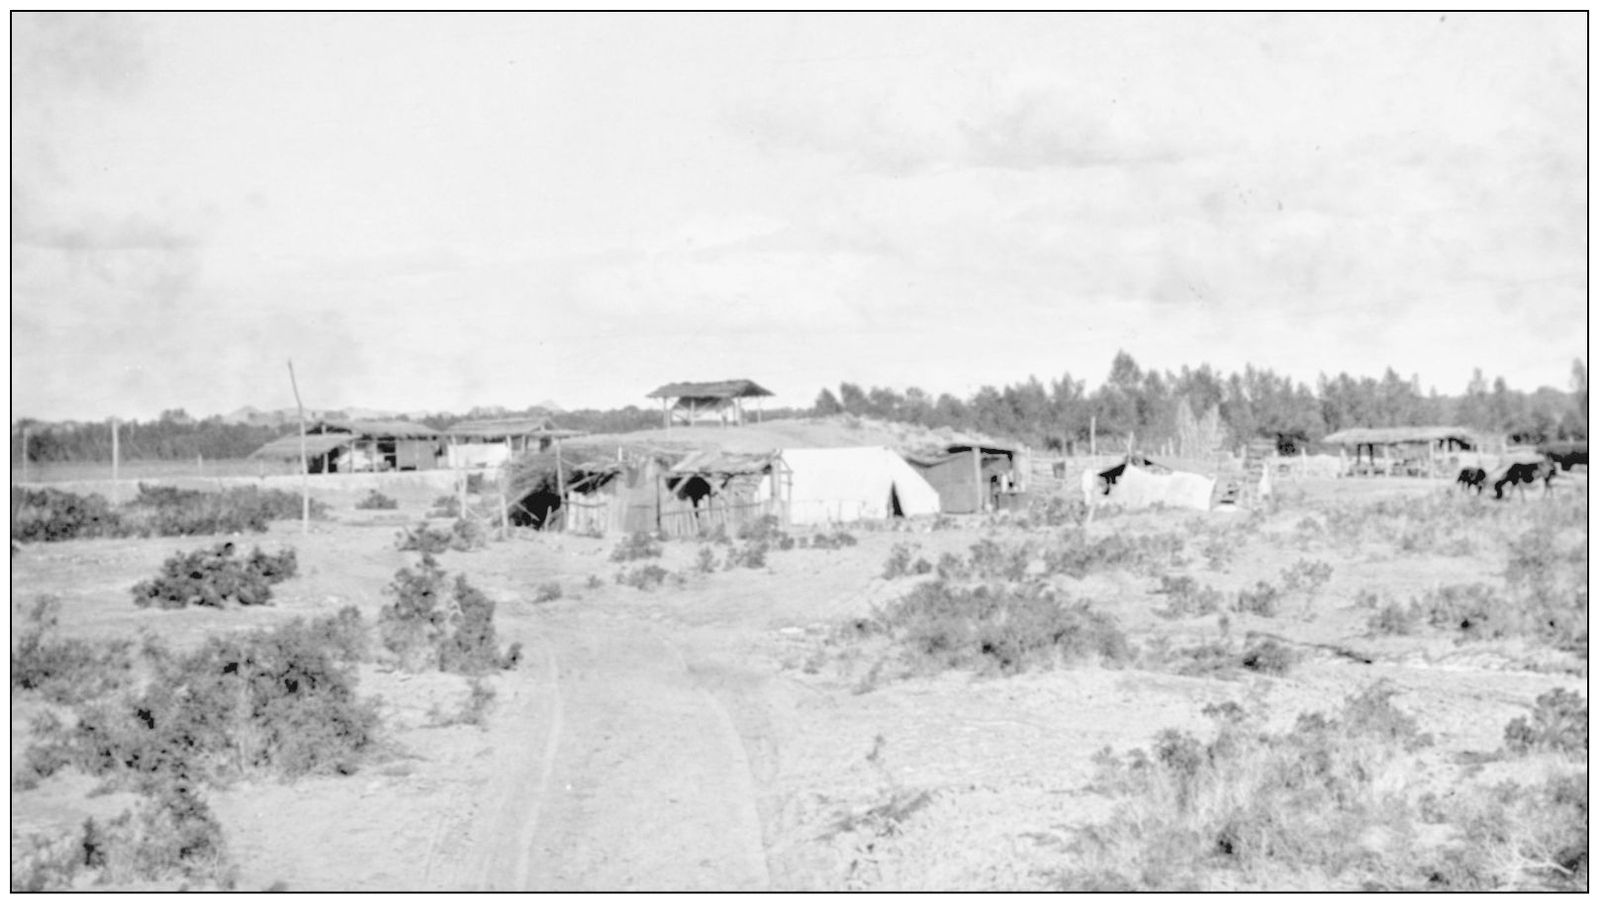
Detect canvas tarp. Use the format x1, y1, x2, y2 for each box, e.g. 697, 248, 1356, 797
447, 443, 512, 469
1103, 464, 1215, 512
768, 446, 941, 525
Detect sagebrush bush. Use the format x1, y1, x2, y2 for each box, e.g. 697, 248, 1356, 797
1503, 688, 1586, 757
534, 581, 563, 603
12, 596, 137, 704
429, 494, 460, 518
609, 531, 663, 562
130, 543, 298, 609
882, 542, 917, 579
875, 580, 1131, 676
1232, 581, 1281, 617
1042, 530, 1185, 580
80, 779, 232, 887
1279, 558, 1334, 596
725, 539, 768, 570
1366, 600, 1422, 636
1064, 681, 1440, 890
617, 564, 670, 590
736, 514, 785, 542
355, 490, 399, 510
378, 554, 519, 674
396, 518, 485, 553
35, 612, 380, 788
694, 546, 718, 573
1154, 575, 1224, 620
810, 529, 858, 550
121, 484, 327, 537
11, 487, 123, 542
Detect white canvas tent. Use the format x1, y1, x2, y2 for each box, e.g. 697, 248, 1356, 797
1100, 464, 1215, 512
762, 446, 941, 525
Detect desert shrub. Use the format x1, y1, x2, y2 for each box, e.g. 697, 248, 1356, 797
1154, 575, 1224, 620
11, 597, 137, 704
882, 543, 917, 579
699, 523, 731, 545
430, 679, 496, 728
10, 487, 124, 542
725, 540, 768, 570
875, 580, 1131, 676
396, 518, 485, 553
1420, 772, 1587, 891
1232, 581, 1281, 618
1043, 530, 1184, 580
1416, 582, 1513, 640
776, 533, 796, 551
378, 555, 518, 673
355, 490, 399, 510
1021, 494, 1084, 528
810, 529, 858, 550
585, 574, 604, 590
130, 543, 298, 609
1279, 558, 1333, 596
80, 779, 232, 887
1366, 600, 1423, 636
1065, 681, 1436, 890
1239, 637, 1296, 675
966, 538, 1034, 581
429, 494, 460, 518
1199, 530, 1237, 571
616, 564, 670, 590
609, 531, 663, 562
736, 514, 785, 542
534, 581, 563, 603
1503, 688, 1586, 757
693, 546, 718, 574
39, 618, 380, 788
122, 484, 326, 537
397, 522, 451, 553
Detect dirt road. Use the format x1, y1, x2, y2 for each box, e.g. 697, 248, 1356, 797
469, 611, 771, 891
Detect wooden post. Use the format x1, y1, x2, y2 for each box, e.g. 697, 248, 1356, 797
662, 397, 669, 431
459, 468, 468, 519
110, 418, 120, 503
286, 360, 309, 535
197, 452, 204, 476
1090, 415, 1097, 457
554, 436, 566, 532
971, 446, 984, 513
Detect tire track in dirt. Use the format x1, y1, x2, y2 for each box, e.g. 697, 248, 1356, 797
511, 613, 771, 891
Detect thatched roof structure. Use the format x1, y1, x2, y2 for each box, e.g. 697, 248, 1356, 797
445, 416, 584, 440
1321, 426, 1472, 447
647, 379, 774, 400
667, 448, 776, 476
249, 434, 358, 460
309, 419, 441, 439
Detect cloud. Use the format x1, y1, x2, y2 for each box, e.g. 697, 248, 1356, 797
11, 13, 150, 101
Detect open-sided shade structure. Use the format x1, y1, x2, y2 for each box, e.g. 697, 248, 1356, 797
647, 379, 774, 428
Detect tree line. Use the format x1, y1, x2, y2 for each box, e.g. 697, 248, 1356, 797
11, 353, 1586, 463
810, 352, 1587, 453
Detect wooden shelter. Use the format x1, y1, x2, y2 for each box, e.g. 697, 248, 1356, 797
1320, 426, 1477, 477
647, 379, 774, 428
443, 416, 584, 469
904, 443, 1021, 514
250, 419, 443, 473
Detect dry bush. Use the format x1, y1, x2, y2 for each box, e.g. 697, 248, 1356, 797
379, 554, 519, 674
12, 596, 137, 704
609, 531, 663, 562
354, 490, 399, 510
1153, 575, 1224, 620
871, 580, 1131, 678
131, 543, 298, 610
1503, 688, 1586, 758
616, 564, 670, 590
1060, 682, 1437, 890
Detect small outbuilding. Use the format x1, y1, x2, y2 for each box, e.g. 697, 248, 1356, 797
1320, 426, 1477, 477
904, 443, 1021, 514
762, 446, 941, 525
443, 416, 584, 469
250, 419, 443, 473
647, 379, 774, 428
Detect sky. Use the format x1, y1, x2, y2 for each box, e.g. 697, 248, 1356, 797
11, 12, 1588, 422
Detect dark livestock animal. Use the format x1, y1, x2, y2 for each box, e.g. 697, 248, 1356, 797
1455, 466, 1487, 495
1540, 442, 1587, 472
1492, 460, 1556, 501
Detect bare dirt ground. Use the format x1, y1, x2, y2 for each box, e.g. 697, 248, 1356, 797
10, 471, 1588, 890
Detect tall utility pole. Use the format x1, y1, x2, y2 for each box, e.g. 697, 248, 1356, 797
287, 359, 309, 535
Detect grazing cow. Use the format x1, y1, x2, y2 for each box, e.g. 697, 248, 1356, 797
1491, 460, 1556, 501
1541, 443, 1588, 472
1455, 466, 1487, 495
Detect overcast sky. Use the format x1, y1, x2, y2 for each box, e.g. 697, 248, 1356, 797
11, 12, 1587, 421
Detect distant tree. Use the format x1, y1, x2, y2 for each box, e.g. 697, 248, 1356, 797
866, 386, 901, 420
933, 393, 969, 430
838, 383, 869, 416
813, 388, 842, 416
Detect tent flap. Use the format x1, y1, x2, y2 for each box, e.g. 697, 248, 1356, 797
778, 447, 941, 525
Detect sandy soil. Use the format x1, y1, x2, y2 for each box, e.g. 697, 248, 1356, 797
9, 472, 1588, 891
